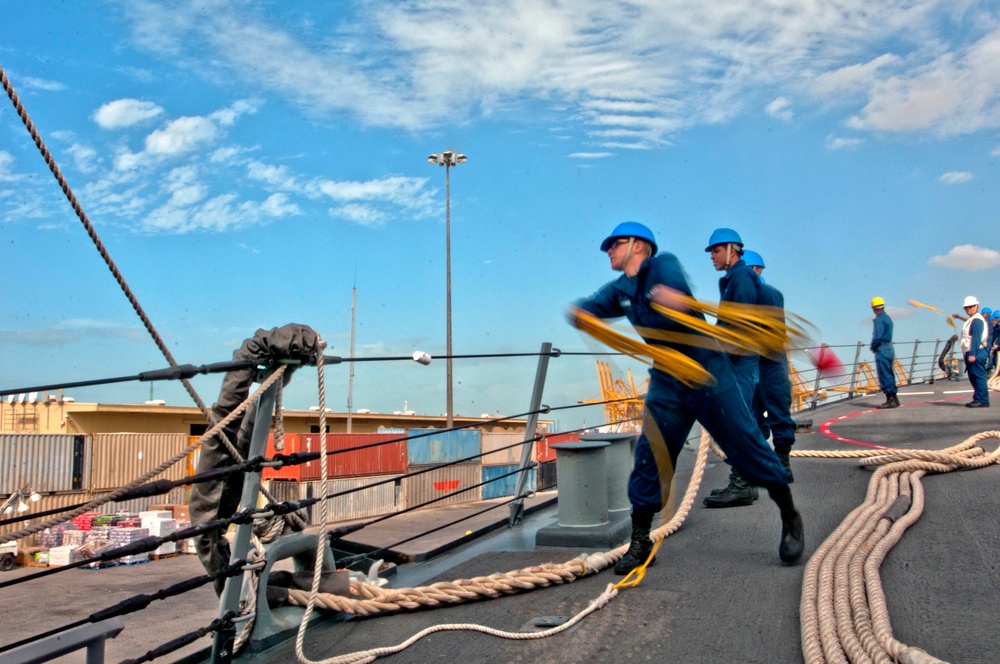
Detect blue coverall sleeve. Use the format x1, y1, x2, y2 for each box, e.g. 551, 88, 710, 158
577, 282, 624, 319
726, 269, 760, 305
969, 319, 984, 354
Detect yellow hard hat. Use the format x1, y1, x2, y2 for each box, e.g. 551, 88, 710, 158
871, 297, 885, 307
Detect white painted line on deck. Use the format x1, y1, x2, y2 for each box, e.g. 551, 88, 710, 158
900, 392, 935, 395
943, 390, 974, 394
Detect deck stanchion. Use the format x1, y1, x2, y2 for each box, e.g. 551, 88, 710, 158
929, 339, 941, 384
909, 340, 920, 385
848, 342, 864, 398
212, 376, 278, 663
508, 342, 554, 528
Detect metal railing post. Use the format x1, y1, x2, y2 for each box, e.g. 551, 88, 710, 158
212, 375, 279, 662
508, 342, 554, 528
909, 340, 920, 385
848, 342, 863, 398
929, 339, 941, 384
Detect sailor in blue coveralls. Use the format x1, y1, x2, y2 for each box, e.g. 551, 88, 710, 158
870, 297, 898, 409
741, 250, 796, 482
702, 228, 767, 507
960, 296, 990, 407
571, 222, 804, 574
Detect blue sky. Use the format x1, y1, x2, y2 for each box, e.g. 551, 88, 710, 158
1, 1, 998, 431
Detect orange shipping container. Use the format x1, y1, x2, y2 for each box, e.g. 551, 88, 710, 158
535, 432, 581, 463
262, 433, 304, 481
300, 433, 407, 480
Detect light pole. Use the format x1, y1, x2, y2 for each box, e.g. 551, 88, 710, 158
427, 149, 467, 428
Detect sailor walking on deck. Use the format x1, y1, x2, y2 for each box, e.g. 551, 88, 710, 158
870, 297, 898, 409
702, 228, 765, 507
960, 296, 990, 408
570, 222, 804, 575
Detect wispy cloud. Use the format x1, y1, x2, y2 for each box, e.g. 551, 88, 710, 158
569, 152, 613, 159
119, 0, 999, 148
929, 245, 1000, 271
938, 171, 973, 184
766, 97, 793, 121
18, 75, 66, 92
826, 135, 864, 150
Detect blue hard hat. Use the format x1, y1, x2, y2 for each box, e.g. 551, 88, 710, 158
705, 227, 744, 251
743, 250, 765, 268
991, 310, 1000, 321
600, 221, 657, 255
982, 307, 992, 317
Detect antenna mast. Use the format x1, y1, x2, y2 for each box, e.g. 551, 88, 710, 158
347, 272, 357, 433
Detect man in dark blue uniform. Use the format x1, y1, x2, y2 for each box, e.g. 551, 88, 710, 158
960, 296, 990, 407
571, 222, 804, 574
870, 297, 898, 409
742, 250, 795, 482
702, 228, 765, 507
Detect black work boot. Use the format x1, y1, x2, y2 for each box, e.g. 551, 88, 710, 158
614, 508, 657, 575
876, 393, 899, 409
777, 452, 794, 483
768, 485, 805, 564
704, 472, 758, 507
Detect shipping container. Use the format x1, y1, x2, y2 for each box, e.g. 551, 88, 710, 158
537, 460, 557, 492
264, 475, 403, 524
0, 486, 187, 547
89, 433, 191, 491
481, 464, 536, 500
404, 463, 481, 509
1, 434, 88, 493
261, 433, 303, 480
536, 432, 581, 463
406, 428, 480, 466
480, 430, 535, 466
300, 433, 407, 479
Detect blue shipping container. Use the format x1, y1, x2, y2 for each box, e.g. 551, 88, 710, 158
481, 464, 536, 500
406, 428, 481, 466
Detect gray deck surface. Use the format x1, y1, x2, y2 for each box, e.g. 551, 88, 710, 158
2, 383, 997, 664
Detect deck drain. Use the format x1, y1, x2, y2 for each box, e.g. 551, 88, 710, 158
520, 615, 576, 633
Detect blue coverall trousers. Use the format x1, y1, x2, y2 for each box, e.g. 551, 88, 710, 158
875, 345, 896, 395
966, 350, 990, 405
752, 355, 796, 455
629, 351, 788, 512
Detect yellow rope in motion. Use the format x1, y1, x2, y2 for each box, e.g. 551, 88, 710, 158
571, 308, 714, 387
908, 299, 956, 328
613, 538, 664, 589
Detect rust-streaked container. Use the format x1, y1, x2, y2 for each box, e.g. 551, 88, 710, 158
536, 432, 581, 463
300, 433, 407, 480
406, 429, 480, 466
404, 463, 481, 509
264, 475, 403, 524
1, 434, 87, 493
262, 433, 303, 481
0, 486, 187, 547
481, 464, 536, 500
89, 433, 191, 490
480, 430, 535, 466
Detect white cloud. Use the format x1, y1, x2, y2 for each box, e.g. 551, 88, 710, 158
938, 171, 973, 184
569, 152, 613, 159
331, 203, 386, 227
847, 27, 1000, 134
209, 99, 261, 126
145, 116, 218, 155
0, 151, 26, 182
66, 144, 100, 174
993, 144, 1000, 156
826, 135, 864, 150
766, 97, 793, 121
929, 245, 1000, 271
121, 0, 998, 148
19, 76, 66, 92
93, 99, 164, 129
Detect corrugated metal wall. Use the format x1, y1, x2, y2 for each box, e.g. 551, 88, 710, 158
481, 464, 536, 500
262, 433, 304, 481
537, 460, 557, 491
480, 430, 534, 465
404, 463, 482, 509
265, 475, 403, 524
406, 429, 481, 466
1, 434, 87, 493
300, 433, 407, 479
89, 433, 191, 490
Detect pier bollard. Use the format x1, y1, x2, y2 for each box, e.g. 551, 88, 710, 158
580, 432, 637, 522
535, 441, 632, 548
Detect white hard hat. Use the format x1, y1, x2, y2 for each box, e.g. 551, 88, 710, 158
963, 295, 979, 308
